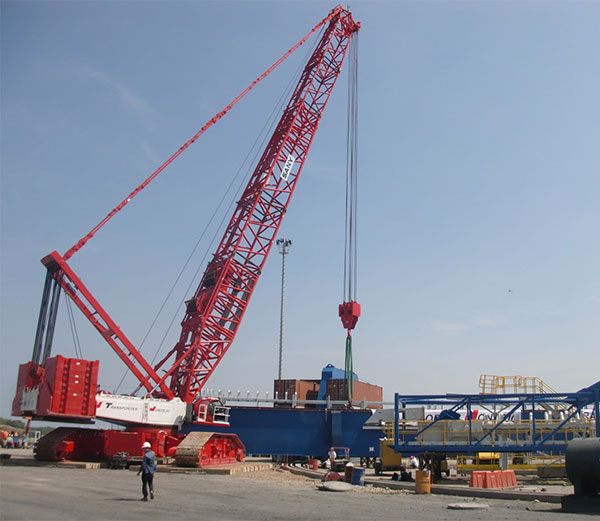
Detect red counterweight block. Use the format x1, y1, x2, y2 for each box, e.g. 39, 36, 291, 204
339, 301, 361, 331
12, 355, 99, 420
41, 356, 99, 418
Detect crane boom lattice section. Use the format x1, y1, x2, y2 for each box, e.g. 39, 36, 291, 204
153, 8, 360, 402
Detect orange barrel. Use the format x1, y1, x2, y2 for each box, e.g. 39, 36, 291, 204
344, 462, 354, 483
309, 459, 319, 470
415, 470, 431, 494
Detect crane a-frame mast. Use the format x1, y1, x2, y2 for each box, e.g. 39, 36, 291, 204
26, 6, 359, 406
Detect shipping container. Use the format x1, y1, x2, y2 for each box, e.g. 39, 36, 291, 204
273, 379, 320, 407
326, 379, 383, 408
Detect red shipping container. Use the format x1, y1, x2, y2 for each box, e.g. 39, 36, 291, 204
274, 379, 320, 408
326, 379, 383, 408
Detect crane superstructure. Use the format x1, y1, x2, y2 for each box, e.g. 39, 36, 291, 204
12, 6, 360, 464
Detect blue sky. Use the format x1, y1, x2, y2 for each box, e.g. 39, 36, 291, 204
1, 1, 599, 419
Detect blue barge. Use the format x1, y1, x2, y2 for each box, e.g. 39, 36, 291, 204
181, 406, 381, 459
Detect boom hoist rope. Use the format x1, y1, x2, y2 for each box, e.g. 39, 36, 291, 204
339, 34, 360, 403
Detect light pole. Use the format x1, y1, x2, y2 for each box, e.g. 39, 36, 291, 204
276, 238, 292, 380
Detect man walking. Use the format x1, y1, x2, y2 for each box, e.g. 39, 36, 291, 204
137, 441, 157, 501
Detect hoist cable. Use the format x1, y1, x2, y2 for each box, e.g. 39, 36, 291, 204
343, 34, 359, 303
343, 34, 359, 402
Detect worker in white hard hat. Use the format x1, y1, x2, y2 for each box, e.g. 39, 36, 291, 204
137, 441, 157, 501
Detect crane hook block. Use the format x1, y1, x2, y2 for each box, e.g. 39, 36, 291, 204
339, 301, 361, 331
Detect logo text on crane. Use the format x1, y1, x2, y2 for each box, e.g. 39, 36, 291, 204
280, 154, 296, 181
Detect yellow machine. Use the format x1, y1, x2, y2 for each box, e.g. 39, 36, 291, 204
378, 439, 404, 470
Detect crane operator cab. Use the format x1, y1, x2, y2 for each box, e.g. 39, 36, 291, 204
188, 397, 230, 426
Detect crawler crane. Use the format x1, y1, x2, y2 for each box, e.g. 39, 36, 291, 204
12, 6, 361, 465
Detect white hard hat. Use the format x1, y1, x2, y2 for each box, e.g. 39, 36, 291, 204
142, 441, 151, 449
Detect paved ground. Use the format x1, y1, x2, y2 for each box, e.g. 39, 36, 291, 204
0, 452, 583, 521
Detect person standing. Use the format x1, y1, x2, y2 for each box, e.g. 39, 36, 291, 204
137, 441, 157, 501
327, 447, 337, 469
328, 447, 337, 461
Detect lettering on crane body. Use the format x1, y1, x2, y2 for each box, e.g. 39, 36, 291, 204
95, 393, 187, 425
280, 154, 296, 181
